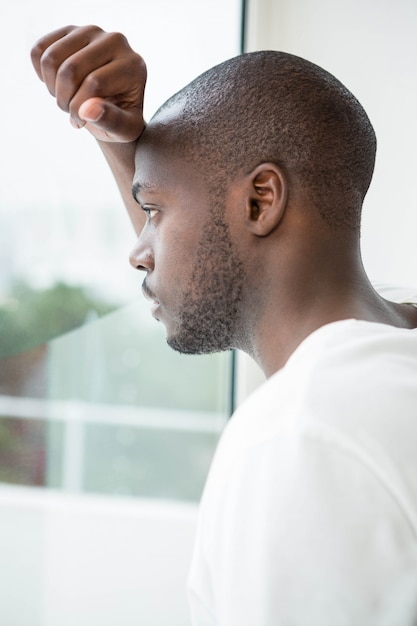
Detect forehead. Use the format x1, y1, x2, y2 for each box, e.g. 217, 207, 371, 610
133, 126, 206, 200
134, 133, 174, 191
132, 129, 210, 212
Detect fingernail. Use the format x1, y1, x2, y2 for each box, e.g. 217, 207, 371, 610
79, 101, 103, 122
70, 117, 81, 129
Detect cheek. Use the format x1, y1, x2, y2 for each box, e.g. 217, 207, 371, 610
155, 224, 199, 284
163, 228, 187, 260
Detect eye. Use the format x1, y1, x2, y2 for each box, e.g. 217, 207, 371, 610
142, 206, 159, 220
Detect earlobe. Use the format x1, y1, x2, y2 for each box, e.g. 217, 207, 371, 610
245, 164, 288, 237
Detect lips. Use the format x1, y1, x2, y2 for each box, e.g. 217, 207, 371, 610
142, 280, 159, 304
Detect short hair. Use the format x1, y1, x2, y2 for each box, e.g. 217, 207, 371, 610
150, 50, 377, 232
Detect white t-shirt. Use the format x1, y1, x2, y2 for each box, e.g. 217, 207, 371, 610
188, 317, 417, 625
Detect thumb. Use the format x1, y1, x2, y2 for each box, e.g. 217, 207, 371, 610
77, 97, 144, 143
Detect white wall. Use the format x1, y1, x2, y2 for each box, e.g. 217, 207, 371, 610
235, 0, 417, 400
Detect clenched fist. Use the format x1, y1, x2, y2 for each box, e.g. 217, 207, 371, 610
31, 25, 147, 143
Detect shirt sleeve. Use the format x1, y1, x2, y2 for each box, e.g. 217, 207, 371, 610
188, 428, 417, 626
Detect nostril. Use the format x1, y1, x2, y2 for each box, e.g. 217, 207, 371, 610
129, 247, 154, 272
129, 236, 154, 271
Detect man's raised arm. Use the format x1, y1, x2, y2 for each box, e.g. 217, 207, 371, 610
31, 25, 147, 234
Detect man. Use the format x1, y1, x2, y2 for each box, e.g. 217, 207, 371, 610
31, 25, 417, 625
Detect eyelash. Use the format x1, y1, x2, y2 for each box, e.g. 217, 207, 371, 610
142, 206, 158, 220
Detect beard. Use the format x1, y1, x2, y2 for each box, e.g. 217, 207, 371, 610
167, 213, 245, 355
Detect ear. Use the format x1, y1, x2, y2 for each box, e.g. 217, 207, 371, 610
244, 163, 288, 237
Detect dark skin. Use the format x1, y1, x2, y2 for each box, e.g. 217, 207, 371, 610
31, 25, 417, 378
31, 25, 146, 233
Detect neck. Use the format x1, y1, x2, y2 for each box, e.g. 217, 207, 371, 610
242, 244, 417, 378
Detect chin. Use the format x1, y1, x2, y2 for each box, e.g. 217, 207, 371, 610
166, 335, 205, 356
166, 331, 228, 356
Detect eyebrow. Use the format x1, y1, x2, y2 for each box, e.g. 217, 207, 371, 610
131, 181, 158, 201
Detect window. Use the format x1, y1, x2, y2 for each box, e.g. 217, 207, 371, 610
0, 1, 241, 624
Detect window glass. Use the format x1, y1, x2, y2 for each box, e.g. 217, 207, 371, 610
1, 304, 231, 500
0, 1, 241, 624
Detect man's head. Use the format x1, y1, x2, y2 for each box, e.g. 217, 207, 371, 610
149, 49, 376, 232
131, 50, 377, 356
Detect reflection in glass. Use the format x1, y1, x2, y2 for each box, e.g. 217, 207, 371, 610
0, 0, 240, 623
0, 302, 231, 501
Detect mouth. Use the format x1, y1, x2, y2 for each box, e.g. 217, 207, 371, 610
142, 280, 160, 317
142, 280, 158, 302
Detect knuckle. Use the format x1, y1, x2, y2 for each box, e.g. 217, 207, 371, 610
83, 71, 101, 92
137, 54, 147, 74
30, 42, 43, 64
80, 24, 103, 37
57, 59, 79, 84
56, 95, 70, 113
104, 30, 129, 49
39, 47, 60, 74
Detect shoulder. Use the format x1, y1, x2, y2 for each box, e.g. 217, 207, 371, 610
283, 319, 417, 432
190, 318, 417, 624
205, 319, 417, 531
191, 404, 417, 625
223, 318, 417, 448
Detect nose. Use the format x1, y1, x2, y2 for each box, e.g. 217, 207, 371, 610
129, 233, 154, 272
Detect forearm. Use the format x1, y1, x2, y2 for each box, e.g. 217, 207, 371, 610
31, 25, 148, 237
98, 139, 145, 235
